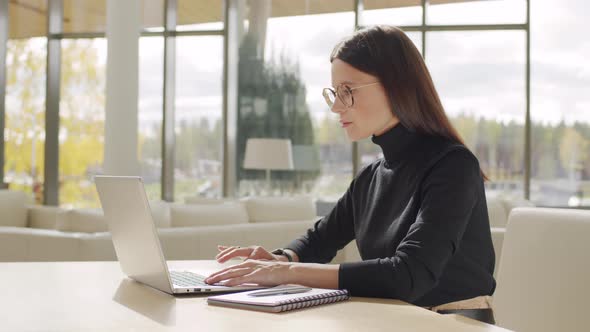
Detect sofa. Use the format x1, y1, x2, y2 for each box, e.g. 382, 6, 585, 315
0, 190, 327, 262
0, 190, 530, 275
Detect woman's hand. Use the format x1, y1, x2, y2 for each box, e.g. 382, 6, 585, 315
205, 259, 291, 287
215, 245, 281, 263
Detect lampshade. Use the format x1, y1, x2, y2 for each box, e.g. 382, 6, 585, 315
243, 138, 294, 171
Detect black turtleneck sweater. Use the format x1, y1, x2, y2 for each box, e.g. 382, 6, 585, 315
286, 123, 496, 307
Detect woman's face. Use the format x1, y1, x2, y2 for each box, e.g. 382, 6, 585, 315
330, 58, 399, 141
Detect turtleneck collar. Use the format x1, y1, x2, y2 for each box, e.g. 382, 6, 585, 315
371, 122, 418, 168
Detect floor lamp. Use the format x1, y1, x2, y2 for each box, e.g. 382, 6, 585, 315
243, 138, 294, 194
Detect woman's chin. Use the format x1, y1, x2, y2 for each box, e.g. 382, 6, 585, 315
344, 130, 369, 142
344, 132, 357, 141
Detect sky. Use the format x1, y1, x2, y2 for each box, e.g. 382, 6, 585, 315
134, 0, 590, 135
12, 0, 588, 136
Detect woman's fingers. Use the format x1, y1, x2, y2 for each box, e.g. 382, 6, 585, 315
217, 245, 238, 252
248, 246, 273, 260
206, 259, 287, 287
215, 245, 241, 260
206, 262, 243, 280
205, 267, 252, 285
223, 271, 261, 287
217, 247, 254, 263
207, 259, 257, 282
215, 245, 248, 261
214, 245, 277, 263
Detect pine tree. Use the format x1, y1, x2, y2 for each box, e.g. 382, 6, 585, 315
236, 34, 320, 193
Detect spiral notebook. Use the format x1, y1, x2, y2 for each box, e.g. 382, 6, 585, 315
207, 287, 350, 313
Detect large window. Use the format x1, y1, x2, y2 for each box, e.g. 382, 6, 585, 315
139, 37, 164, 201
235, 0, 355, 200
59, 39, 106, 208
361, 2, 528, 204
427, 0, 526, 25
4, 39, 47, 203
2, 0, 589, 208
530, 0, 590, 207
3, 0, 47, 202
427, 31, 526, 200
175, 36, 223, 201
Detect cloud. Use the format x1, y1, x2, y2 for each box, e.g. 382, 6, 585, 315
133, 0, 589, 127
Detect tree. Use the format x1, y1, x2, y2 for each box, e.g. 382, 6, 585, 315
5, 38, 105, 207
59, 39, 105, 208
559, 127, 589, 181
236, 34, 320, 193
5, 39, 46, 203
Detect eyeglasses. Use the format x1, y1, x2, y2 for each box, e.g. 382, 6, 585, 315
322, 82, 379, 109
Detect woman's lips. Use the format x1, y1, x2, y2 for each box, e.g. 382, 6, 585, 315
341, 122, 352, 128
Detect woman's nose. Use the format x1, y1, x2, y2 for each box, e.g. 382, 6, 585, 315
330, 99, 347, 114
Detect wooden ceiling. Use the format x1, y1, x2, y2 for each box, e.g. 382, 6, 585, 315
7, 0, 476, 39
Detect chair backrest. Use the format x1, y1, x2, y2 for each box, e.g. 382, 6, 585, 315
490, 227, 506, 278
494, 207, 590, 332
486, 196, 508, 228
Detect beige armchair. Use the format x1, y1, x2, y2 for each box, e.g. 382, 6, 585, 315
494, 207, 590, 331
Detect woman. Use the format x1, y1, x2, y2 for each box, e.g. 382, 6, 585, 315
205, 25, 496, 324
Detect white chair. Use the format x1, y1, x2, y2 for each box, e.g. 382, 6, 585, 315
493, 207, 590, 332
490, 227, 506, 278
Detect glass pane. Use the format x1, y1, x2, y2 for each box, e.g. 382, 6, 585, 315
427, 0, 526, 25
359, 32, 422, 168
177, 0, 224, 31
8, 0, 47, 39
175, 36, 224, 202
236, 0, 355, 199
363, 0, 422, 26
59, 39, 107, 208
531, 0, 590, 207
405, 31, 422, 55
426, 31, 526, 200
63, 0, 106, 33
4, 38, 47, 203
139, 37, 164, 201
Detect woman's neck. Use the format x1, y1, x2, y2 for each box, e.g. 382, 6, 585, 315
374, 118, 400, 137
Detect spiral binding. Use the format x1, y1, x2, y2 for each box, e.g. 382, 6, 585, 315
277, 290, 350, 312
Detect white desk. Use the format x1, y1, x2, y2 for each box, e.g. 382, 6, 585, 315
1, 261, 511, 331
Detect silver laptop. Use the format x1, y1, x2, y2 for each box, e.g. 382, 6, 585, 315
95, 175, 265, 295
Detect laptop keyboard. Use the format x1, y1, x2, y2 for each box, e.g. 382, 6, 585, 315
170, 271, 208, 287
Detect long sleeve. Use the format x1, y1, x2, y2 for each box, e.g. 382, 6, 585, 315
338, 149, 483, 302
285, 178, 358, 264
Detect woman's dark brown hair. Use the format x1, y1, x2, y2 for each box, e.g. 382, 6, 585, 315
330, 25, 488, 181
